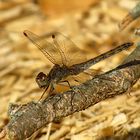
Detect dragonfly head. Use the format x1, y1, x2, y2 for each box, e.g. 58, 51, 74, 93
36, 72, 49, 88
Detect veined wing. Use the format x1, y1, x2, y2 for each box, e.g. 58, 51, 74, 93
24, 30, 87, 67
23, 30, 64, 65
50, 32, 87, 67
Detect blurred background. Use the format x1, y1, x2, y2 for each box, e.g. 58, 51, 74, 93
0, 0, 140, 139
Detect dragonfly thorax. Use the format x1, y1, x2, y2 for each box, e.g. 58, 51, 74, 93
48, 64, 69, 83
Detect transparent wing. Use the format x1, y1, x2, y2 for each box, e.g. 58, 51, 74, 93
24, 30, 87, 67
23, 30, 64, 65
63, 68, 102, 86
51, 32, 87, 66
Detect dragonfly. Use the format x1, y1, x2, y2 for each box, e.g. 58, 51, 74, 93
23, 30, 134, 100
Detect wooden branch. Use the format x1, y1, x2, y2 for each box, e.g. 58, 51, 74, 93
2, 42, 140, 140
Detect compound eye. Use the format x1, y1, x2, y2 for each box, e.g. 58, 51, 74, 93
36, 72, 47, 88
36, 72, 47, 80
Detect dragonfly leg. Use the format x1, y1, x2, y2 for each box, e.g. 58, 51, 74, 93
59, 80, 78, 110
60, 80, 76, 109
38, 87, 49, 102
49, 83, 55, 94
38, 84, 52, 102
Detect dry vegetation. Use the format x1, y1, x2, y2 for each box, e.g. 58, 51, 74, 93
0, 0, 140, 139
